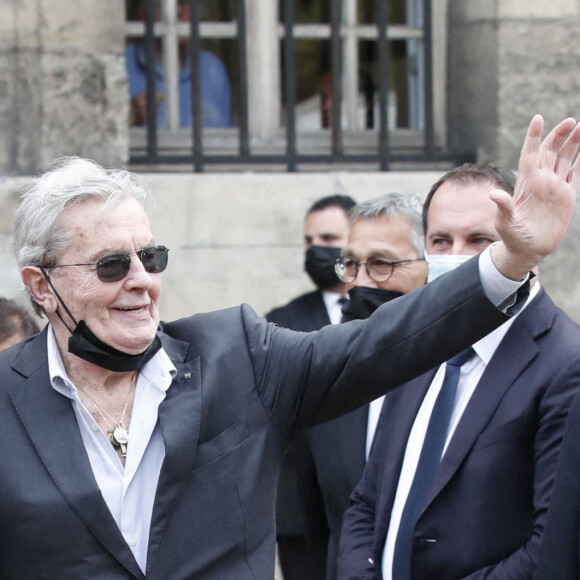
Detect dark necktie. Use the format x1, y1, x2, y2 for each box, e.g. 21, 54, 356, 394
337, 296, 349, 323
392, 346, 475, 579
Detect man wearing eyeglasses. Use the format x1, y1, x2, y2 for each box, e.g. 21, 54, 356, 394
307, 193, 428, 580
338, 163, 580, 580
0, 114, 579, 580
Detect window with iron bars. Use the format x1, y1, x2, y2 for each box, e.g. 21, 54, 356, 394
125, 0, 469, 171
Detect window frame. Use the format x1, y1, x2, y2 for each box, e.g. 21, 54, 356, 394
126, 0, 458, 171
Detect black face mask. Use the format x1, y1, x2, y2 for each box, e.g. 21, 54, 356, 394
41, 268, 162, 372
68, 320, 162, 372
342, 285, 403, 321
304, 245, 342, 290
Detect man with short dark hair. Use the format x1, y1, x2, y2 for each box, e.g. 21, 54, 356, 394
338, 163, 580, 580
267, 194, 356, 580
268, 194, 357, 329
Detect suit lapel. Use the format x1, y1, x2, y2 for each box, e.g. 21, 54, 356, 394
374, 372, 436, 547
146, 332, 202, 573
9, 331, 144, 579
338, 405, 368, 488
312, 290, 332, 328
424, 290, 552, 510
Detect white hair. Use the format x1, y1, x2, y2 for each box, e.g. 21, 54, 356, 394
349, 193, 425, 258
14, 156, 151, 314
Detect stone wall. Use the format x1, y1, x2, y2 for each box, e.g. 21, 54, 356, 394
0, 0, 128, 174
448, 0, 580, 167
1, 171, 579, 328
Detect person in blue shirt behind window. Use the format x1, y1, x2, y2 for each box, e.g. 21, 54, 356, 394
126, 0, 232, 128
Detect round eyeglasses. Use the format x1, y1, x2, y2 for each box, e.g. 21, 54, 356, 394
334, 256, 424, 284
42, 246, 169, 283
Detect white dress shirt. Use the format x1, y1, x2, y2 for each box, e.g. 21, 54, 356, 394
366, 246, 524, 461
47, 327, 176, 574
322, 289, 348, 325
366, 395, 386, 459
381, 280, 539, 579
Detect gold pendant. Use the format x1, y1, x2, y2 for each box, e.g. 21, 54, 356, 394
108, 422, 129, 457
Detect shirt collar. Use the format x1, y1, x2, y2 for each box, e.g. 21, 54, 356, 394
473, 281, 541, 365
321, 289, 346, 307
46, 324, 176, 399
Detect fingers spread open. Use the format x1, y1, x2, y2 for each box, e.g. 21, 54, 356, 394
553, 122, 580, 184
539, 117, 578, 171
520, 114, 544, 156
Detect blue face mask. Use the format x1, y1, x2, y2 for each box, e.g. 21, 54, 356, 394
426, 253, 472, 283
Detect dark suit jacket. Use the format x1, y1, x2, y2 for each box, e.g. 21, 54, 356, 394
309, 404, 368, 579
266, 289, 331, 333
338, 288, 580, 580
266, 290, 331, 554
0, 258, 512, 579
534, 389, 580, 579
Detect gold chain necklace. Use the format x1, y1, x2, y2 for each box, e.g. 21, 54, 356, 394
78, 373, 137, 457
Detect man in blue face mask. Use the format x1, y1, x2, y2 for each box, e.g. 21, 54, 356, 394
423, 165, 513, 282
266, 194, 356, 580
338, 164, 580, 580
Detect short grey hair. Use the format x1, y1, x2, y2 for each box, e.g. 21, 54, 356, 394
14, 156, 151, 315
349, 193, 425, 258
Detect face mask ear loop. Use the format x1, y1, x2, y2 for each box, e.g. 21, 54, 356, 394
39, 266, 79, 334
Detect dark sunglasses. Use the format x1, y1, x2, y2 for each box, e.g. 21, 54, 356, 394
43, 245, 169, 283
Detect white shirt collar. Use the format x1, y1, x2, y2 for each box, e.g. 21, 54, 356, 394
321, 289, 345, 304
46, 324, 176, 398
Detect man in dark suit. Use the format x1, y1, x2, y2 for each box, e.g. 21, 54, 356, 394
533, 393, 580, 580
309, 192, 428, 580
267, 194, 356, 580
1, 114, 578, 579
338, 162, 580, 580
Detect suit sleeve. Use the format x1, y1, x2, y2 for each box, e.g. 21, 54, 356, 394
246, 256, 513, 433
461, 354, 580, 579
533, 391, 580, 580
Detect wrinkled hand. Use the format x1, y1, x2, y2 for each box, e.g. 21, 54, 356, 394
490, 115, 580, 280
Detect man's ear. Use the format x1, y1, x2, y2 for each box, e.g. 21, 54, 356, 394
21, 267, 58, 314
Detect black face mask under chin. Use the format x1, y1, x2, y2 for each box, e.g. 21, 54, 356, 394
68, 321, 162, 372
304, 245, 343, 290
342, 285, 404, 322
40, 267, 161, 372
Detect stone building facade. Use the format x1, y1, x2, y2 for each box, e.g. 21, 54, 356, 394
0, 0, 579, 323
